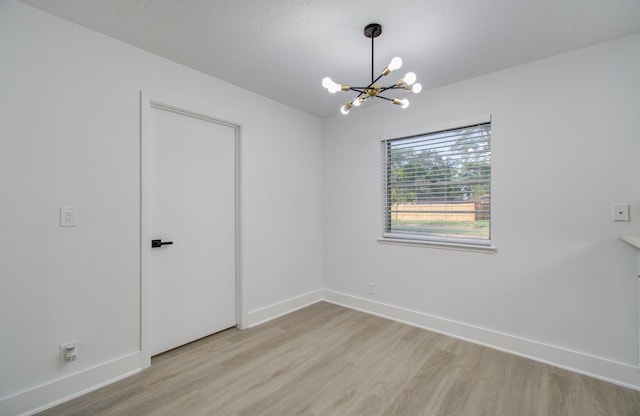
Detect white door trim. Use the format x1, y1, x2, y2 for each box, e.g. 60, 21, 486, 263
139, 91, 245, 368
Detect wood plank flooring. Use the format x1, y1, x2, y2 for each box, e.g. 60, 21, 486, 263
38, 302, 640, 415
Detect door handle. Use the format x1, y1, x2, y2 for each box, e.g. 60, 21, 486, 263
151, 239, 174, 248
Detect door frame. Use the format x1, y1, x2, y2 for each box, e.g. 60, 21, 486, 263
139, 91, 244, 368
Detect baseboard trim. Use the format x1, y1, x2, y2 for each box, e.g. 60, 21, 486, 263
5, 290, 323, 416
1, 352, 142, 416
7, 288, 639, 416
247, 289, 323, 327
322, 289, 640, 390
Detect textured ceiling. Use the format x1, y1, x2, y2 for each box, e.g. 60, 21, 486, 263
18, 0, 640, 118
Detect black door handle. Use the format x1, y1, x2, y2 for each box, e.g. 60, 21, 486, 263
151, 239, 174, 248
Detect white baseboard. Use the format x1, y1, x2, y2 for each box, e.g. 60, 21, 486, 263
322, 289, 640, 390
1, 352, 142, 416
247, 289, 323, 327
6, 288, 639, 416
5, 290, 323, 416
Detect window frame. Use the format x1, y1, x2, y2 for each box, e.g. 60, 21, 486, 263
379, 118, 496, 253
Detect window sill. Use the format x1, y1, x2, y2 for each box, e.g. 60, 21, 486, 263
377, 237, 497, 253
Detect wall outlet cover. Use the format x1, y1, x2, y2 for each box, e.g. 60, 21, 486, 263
59, 207, 78, 227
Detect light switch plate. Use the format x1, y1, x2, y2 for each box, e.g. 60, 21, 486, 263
612, 203, 630, 222
60, 207, 78, 227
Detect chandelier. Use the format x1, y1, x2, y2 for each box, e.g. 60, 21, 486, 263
322, 23, 422, 115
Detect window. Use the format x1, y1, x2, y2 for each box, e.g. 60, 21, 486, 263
381, 122, 491, 246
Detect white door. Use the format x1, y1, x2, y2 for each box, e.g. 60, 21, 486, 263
149, 105, 237, 356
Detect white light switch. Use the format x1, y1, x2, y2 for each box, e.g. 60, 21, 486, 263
612, 203, 630, 222
60, 207, 78, 227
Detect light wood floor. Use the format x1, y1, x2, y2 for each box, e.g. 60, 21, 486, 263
38, 302, 640, 415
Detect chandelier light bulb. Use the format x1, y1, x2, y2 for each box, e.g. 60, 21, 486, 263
412, 83, 423, 93
393, 98, 410, 109
323, 77, 342, 93
388, 57, 403, 71
328, 82, 341, 94
353, 97, 363, 107
403, 72, 416, 86
340, 104, 350, 115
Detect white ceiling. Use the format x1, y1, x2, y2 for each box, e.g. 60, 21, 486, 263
19, 0, 640, 118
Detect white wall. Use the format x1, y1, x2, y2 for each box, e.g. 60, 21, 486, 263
323, 34, 640, 387
0, 1, 323, 414
2, 0, 639, 413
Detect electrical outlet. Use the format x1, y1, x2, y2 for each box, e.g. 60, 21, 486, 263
367, 282, 375, 294
59, 207, 78, 227
60, 341, 78, 362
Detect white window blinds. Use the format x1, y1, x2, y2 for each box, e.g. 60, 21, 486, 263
382, 122, 492, 245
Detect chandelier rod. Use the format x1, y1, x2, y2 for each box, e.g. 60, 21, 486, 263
371, 29, 375, 84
